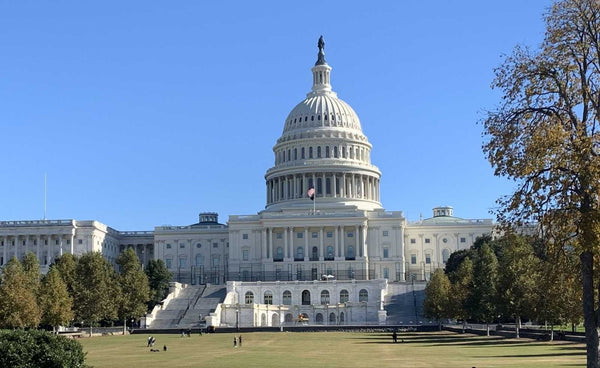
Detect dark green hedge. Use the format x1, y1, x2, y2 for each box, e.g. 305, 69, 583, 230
0, 329, 88, 368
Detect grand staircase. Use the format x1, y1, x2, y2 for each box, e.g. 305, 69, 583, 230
149, 284, 227, 329
384, 282, 426, 325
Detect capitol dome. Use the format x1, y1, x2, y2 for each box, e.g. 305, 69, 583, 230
264, 36, 382, 212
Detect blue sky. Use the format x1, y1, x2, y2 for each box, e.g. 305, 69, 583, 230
0, 1, 551, 230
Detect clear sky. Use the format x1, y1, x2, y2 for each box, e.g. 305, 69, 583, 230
0, 1, 552, 230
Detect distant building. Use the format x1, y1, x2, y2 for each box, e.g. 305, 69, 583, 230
0, 38, 493, 285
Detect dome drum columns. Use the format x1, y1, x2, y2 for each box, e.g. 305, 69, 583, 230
265, 173, 380, 205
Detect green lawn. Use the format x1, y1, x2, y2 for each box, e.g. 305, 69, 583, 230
79, 330, 586, 368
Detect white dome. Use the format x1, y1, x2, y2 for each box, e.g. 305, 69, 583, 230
263, 37, 382, 212
281, 94, 363, 138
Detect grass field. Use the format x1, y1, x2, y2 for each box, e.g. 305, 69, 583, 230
79, 330, 586, 368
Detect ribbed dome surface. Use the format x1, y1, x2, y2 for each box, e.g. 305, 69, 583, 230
282, 94, 363, 134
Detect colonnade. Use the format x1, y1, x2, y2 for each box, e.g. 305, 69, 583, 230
260, 224, 368, 262
266, 173, 380, 205
0, 233, 74, 266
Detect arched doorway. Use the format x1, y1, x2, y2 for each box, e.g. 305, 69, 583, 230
340, 312, 345, 324
271, 313, 279, 326
261, 313, 267, 326
302, 290, 311, 305
329, 312, 336, 324
285, 313, 294, 324
316, 313, 323, 324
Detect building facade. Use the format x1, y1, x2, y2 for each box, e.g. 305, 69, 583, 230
0, 38, 494, 284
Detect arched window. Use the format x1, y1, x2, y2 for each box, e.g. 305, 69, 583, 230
342, 146, 346, 158
195, 254, 204, 267
340, 312, 345, 323
329, 312, 336, 323
245, 291, 254, 304
302, 290, 311, 305
296, 246, 304, 260
264, 291, 273, 305
309, 147, 313, 158
311, 246, 318, 260
294, 148, 297, 160
325, 146, 330, 158
321, 290, 330, 305
326, 245, 334, 260
340, 289, 349, 303
283, 290, 292, 305
359, 289, 368, 302
301, 147, 305, 159
285, 313, 293, 323
275, 247, 283, 261
442, 249, 451, 263
334, 146, 338, 158
317, 146, 322, 158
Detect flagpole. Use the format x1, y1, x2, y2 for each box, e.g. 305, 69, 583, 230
43, 173, 47, 220
313, 191, 316, 214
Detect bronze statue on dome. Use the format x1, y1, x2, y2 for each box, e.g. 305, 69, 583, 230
318, 36, 325, 52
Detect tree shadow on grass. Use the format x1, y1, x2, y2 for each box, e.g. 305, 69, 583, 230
490, 352, 583, 358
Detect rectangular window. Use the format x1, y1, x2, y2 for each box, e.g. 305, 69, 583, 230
212, 256, 220, 267
312, 232, 318, 238
425, 254, 431, 264
166, 259, 172, 269
78, 239, 82, 245
297, 232, 303, 238
347, 232, 354, 237
66, 239, 70, 245
242, 250, 249, 261
382, 230, 389, 237
180, 243, 185, 249
411, 254, 417, 264
44, 240, 48, 245
23, 240, 26, 246
166, 244, 172, 249
460, 237, 466, 243
276, 233, 282, 239
383, 248, 389, 258
410, 238, 416, 244
213, 242, 218, 248
326, 231, 333, 238
55, 240, 59, 245
383, 267, 389, 279
242, 233, 248, 240
179, 257, 186, 268
425, 238, 430, 244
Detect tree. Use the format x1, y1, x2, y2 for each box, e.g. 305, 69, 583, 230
145, 259, 172, 309
21, 252, 41, 291
482, 0, 600, 365
469, 244, 498, 336
52, 253, 78, 296
39, 267, 74, 333
449, 257, 474, 333
496, 234, 538, 338
0, 329, 88, 368
0, 257, 41, 328
423, 269, 451, 330
72, 252, 119, 335
116, 248, 150, 334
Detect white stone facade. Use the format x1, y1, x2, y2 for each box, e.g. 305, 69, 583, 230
215, 279, 387, 327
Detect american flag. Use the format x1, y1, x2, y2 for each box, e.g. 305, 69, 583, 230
307, 186, 315, 200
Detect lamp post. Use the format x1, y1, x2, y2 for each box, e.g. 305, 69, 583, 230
236, 303, 240, 331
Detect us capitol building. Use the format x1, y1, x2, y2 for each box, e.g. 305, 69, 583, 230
0, 38, 493, 325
